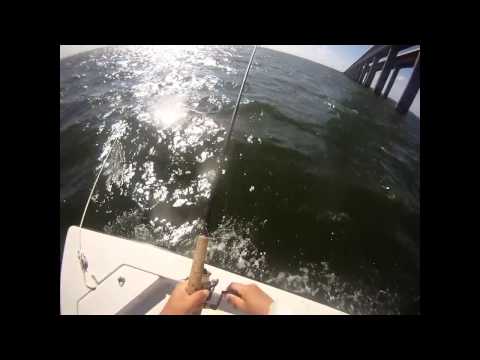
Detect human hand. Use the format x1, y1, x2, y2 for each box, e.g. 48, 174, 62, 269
226, 282, 273, 315
160, 280, 209, 315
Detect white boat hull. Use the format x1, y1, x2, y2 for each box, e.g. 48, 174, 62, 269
61, 226, 346, 315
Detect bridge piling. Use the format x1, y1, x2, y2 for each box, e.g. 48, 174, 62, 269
383, 67, 399, 98
364, 57, 378, 87
374, 46, 399, 95
396, 53, 420, 114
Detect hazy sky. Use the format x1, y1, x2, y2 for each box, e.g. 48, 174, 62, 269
60, 45, 419, 117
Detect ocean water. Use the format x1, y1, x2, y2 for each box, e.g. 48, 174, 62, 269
60, 45, 420, 314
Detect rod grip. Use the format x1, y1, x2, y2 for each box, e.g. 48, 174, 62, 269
186, 235, 209, 295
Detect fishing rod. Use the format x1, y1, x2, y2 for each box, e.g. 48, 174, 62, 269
202, 45, 257, 235
75, 45, 258, 296
186, 45, 257, 298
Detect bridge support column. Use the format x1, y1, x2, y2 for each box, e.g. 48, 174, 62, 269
383, 67, 399, 98
374, 46, 399, 95
358, 65, 367, 84
396, 53, 420, 114
364, 57, 378, 88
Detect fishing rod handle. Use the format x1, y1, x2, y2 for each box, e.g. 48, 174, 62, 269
186, 235, 209, 295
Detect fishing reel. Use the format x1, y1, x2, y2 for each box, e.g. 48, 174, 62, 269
197, 268, 239, 311
200, 268, 219, 303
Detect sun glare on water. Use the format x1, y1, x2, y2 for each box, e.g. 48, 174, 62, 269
148, 95, 187, 129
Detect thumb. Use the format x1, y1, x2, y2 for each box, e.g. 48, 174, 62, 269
190, 289, 209, 307
226, 294, 247, 312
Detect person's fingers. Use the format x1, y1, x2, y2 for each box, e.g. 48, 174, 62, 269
189, 289, 209, 307
226, 293, 247, 312
227, 282, 247, 297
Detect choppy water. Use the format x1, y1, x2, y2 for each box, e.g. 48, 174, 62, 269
60, 45, 420, 314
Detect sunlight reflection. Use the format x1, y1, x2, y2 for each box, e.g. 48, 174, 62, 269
146, 95, 187, 129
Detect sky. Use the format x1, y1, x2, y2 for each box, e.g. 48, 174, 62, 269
60, 45, 419, 117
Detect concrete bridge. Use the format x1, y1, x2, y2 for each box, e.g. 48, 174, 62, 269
344, 45, 420, 115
